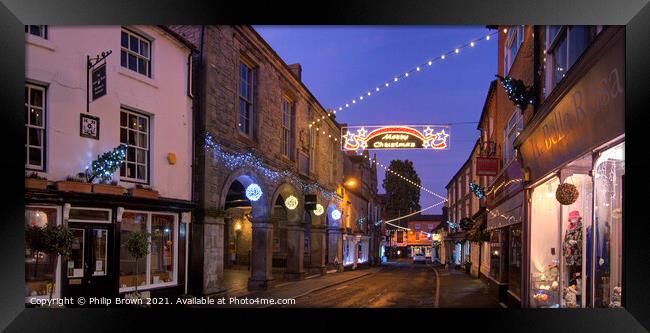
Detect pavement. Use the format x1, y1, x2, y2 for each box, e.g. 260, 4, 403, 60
433, 264, 501, 308
219, 265, 324, 296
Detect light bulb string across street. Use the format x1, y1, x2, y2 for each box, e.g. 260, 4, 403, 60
327, 30, 498, 117
380, 200, 446, 235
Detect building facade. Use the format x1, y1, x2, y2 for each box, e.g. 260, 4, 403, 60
170, 25, 359, 294
517, 26, 624, 308
24, 25, 195, 302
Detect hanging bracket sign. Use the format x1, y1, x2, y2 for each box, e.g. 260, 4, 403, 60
341, 125, 450, 152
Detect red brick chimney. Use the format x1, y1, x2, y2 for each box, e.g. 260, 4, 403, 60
288, 63, 302, 80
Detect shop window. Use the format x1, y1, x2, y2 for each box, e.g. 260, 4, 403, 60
489, 230, 503, 280
509, 224, 522, 298
593, 142, 624, 307
119, 211, 177, 292
25, 206, 60, 300
530, 177, 561, 308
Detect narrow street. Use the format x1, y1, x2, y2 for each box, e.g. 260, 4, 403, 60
278, 259, 436, 308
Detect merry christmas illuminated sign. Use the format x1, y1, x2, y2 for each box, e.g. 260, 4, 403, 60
341, 125, 450, 151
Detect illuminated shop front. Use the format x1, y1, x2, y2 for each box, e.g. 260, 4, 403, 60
516, 27, 624, 308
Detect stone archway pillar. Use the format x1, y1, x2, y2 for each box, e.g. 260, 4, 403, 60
247, 218, 275, 290
309, 225, 327, 275
201, 216, 226, 294
327, 227, 344, 272
284, 222, 306, 280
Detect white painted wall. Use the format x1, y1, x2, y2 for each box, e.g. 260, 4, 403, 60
25, 26, 193, 201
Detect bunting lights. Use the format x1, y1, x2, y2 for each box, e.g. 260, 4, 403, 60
328, 30, 498, 117
204, 133, 340, 203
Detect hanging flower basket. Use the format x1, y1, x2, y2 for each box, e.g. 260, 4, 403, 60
556, 183, 579, 205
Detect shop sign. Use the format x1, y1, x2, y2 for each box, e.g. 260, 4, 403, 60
518, 29, 624, 183
341, 125, 450, 151
476, 157, 500, 176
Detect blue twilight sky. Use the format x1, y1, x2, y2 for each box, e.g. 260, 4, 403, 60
254, 26, 497, 214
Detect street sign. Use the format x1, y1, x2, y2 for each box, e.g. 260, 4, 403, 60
341, 125, 450, 152
91, 63, 107, 100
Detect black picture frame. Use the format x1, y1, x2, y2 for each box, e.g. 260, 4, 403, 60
79, 113, 100, 140
1, 0, 649, 332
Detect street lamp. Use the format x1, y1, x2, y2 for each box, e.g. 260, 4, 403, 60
345, 178, 358, 188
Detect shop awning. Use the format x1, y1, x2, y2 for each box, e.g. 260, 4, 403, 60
486, 192, 523, 231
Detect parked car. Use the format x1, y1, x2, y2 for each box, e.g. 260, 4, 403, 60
413, 254, 426, 264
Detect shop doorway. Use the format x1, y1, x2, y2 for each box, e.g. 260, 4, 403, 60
63, 223, 115, 303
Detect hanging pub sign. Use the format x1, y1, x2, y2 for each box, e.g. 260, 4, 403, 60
341, 125, 450, 152
91, 63, 107, 100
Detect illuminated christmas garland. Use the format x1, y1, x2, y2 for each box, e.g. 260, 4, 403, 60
203, 133, 341, 203
329, 30, 498, 117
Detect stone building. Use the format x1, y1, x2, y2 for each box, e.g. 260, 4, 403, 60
170, 25, 349, 294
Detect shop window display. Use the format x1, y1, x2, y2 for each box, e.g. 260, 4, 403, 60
25, 206, 60, 298
119, 212, 147, 289
560, 173, 592, 308
530, 177, 561, 308
593, 142, 624, 308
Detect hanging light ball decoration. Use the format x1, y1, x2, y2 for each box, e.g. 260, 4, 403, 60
331, 209, 342, 220
245, 183, 263, 202
313, 204, 325, 216
556, 183, 579, 205
284, 195, 299, 210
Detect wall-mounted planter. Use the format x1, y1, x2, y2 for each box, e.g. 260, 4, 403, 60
25, 178, 48, 190
92, 184, 126, 196
128, 187, 159, 199
56, 181, 92, 193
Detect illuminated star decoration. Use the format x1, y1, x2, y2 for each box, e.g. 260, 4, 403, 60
342, 131, 355, 145
423, 126, 434, 137
356, 127, 368, 138
431, 129, 449, 148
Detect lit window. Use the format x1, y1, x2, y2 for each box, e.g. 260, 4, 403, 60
25, 84, 46, 171
119, 109, 149, 182
120, 29, 151, 77
25, 206, 60, 299
119, 212, 177, 291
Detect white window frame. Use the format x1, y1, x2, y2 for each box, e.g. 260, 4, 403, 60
120, 28, 152, 78
504, 25, 525, 75
25, 83, 46, 171
67, 207, 112, 224
25, 205, 62, 302
119, 210, 179, 293
281, 96, 293, 158
545, 25, 596, 96
238, 61, 254, 136
25, 25, 47, 39
503, 110, 523, 163
119, 108, 150, 183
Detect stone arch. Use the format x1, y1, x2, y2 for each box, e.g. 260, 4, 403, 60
269, 181, 303, 224
219, 168, 269, 219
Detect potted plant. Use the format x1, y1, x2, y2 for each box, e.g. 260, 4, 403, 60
26, 224, 73, 306
25, 172, 48, 190
92, 180, 125, 196
55, 173, 92, 193
122, 231, 151, 307
128, 184, 159, 199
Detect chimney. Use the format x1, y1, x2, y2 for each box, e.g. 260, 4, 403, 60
288, 63, 302, 80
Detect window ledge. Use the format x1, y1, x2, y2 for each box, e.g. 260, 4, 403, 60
26, 34, 56, 52
118, 67, 158, 89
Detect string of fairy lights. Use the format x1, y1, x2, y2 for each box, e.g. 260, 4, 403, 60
326, 30, 499, 117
